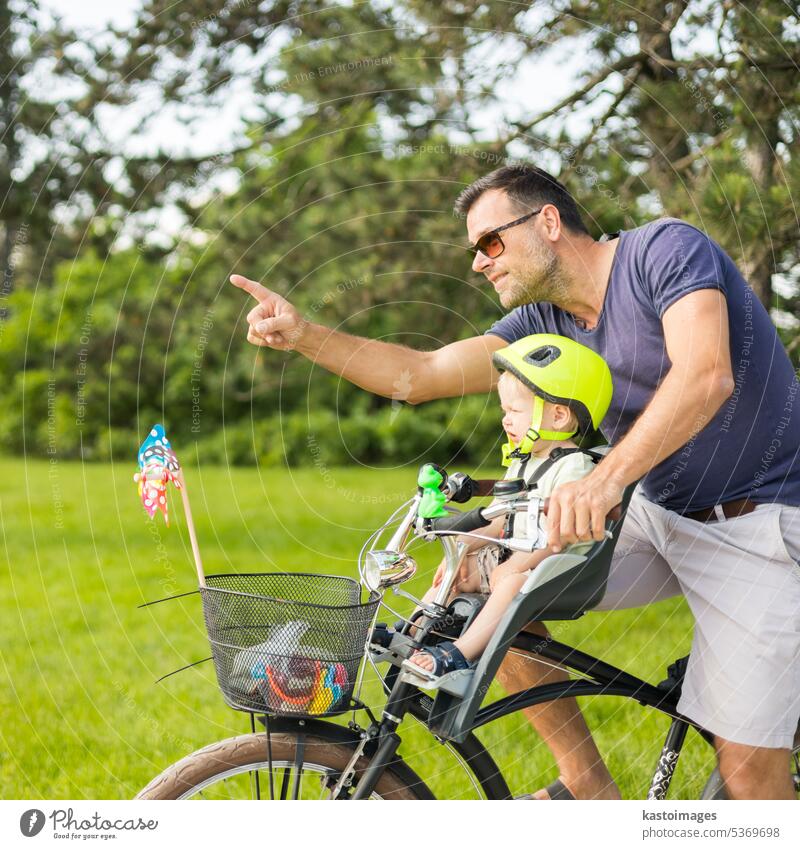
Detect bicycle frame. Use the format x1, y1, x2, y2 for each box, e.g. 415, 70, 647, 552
344, 630, 709, 800
139, 463, 800, 800
346, 466, 710, 799
253, 467, 716, 800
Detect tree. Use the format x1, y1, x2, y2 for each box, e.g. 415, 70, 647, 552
0, 0, 93, 304
4, 1, 798, 462
463, 0, 800, 310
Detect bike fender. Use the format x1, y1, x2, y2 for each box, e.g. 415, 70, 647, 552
260, 715, 436, 800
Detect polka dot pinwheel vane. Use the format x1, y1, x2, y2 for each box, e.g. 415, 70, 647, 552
135, 424, 182, 524
134, 424, 206, 586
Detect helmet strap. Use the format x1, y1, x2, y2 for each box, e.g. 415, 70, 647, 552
500, 395, 577, 466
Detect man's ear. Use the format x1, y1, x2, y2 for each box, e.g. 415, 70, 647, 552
540, 203, 562, 242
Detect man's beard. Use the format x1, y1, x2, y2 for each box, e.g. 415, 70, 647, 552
500, 234, 568, 309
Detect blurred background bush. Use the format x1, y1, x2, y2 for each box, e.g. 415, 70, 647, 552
2, 0, 798, 467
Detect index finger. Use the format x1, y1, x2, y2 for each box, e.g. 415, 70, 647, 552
230, 274, 272, 303
546, 495, 562, 552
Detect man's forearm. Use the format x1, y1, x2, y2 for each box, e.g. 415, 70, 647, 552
235, 272, 500, 401
596, 365, 734, 488
294, 322, 429, 402
293, 323, 503, 404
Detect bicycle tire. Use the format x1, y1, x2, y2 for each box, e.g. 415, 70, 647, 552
136, 732, 425, 800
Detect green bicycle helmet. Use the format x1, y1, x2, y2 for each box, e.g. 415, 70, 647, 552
493, 333, 613, 462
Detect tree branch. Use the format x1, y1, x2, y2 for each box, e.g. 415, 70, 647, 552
669, 128, 732, 172
508, 51, 645, 139
561, 64, 643, 173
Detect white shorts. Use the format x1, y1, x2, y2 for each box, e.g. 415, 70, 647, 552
594, 488, 800, 749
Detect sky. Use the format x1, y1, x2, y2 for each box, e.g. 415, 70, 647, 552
45, 0, 140, 29
35, 0, 607, 248
40, 0, 720, 156
38, 3, 798, 303
42, 0, 595, 156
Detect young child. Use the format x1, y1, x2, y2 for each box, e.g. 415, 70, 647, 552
407, 333, 613, 677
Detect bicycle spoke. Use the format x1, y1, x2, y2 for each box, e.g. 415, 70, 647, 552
293, 767, 304, 800
265, 717, 275, 800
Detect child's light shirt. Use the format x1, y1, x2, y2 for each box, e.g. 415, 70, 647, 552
503, 450, 597, 554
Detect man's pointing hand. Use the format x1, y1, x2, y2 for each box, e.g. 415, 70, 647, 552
230, 274, 306, 351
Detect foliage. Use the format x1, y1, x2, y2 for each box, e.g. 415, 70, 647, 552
2, 0, 799, 462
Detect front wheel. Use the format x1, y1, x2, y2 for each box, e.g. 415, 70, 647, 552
136, 732, 425, 800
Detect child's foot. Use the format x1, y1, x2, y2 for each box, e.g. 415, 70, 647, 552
406, 643, 470, 677
409, 650, 435, 673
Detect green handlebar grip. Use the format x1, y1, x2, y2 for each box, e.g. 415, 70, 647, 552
417, 463, 449, 518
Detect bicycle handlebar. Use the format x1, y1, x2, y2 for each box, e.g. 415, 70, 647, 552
431, 497, 623, 533
416, 463, 623, 542
427, 506, 492, 534
442, 472, 497, 502
535, 497, 624, 524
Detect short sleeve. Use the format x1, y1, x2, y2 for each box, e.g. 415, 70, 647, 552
635, 220, 726, 318
485, 304, 544, 343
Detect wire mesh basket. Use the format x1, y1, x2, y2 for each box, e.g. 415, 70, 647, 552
200, 572, 381, 716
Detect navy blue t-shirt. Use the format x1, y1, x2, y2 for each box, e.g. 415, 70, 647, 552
486, 218, 800, 512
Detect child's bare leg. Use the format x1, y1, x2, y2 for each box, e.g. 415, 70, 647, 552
410, 552, 482, 636
410, 571, 527, 673
453, 572, 527, 661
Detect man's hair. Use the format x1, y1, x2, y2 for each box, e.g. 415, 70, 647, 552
454, 164, 589, 235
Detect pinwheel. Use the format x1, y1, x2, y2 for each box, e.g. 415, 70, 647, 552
135, 424, 206, 586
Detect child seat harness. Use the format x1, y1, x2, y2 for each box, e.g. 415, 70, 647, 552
500, 447, 604, 545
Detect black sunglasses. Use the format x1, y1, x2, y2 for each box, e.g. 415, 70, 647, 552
467, 209, 542, 258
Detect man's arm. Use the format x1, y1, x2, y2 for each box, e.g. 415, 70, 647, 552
295, 323, 505, 404
230, 274, 505, 403
547, 288, 735, 550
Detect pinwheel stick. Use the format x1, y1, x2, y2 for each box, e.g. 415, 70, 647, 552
177, 470, 206, 588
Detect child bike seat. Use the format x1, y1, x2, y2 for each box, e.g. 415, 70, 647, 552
422, 477, 639, 742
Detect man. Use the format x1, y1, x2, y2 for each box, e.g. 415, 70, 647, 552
231, 164, 800, 800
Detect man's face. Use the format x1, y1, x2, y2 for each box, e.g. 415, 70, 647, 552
466, 189, 560, 309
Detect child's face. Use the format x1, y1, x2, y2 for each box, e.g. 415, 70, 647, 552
499, 377, 575, 447
499, 380, 534, 445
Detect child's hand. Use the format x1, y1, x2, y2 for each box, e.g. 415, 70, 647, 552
433, 553, 473, 589
457, 557, 473, 584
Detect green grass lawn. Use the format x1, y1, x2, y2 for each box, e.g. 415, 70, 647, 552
0, 458, 715, 799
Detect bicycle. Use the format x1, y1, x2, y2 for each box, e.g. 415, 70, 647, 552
136, 461, 800, 800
